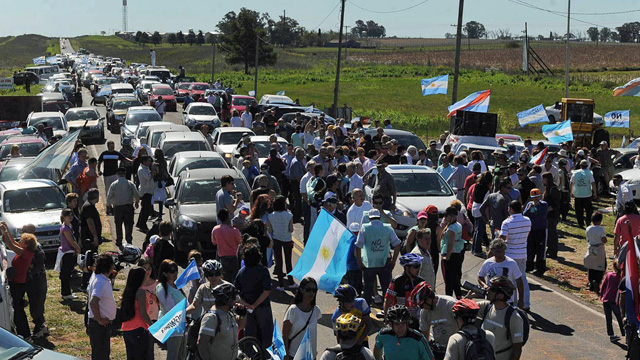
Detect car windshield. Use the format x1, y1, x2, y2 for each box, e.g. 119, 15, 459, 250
0, 165, 22, 182
143, 83, 156, 89
113, 100, 142, 109
219, 132, 245, 145
179, 179, 249, 204
629, 139, 640, 149
175, 158, 227, 175
65, 110, 99, 121
189, 106, 216, 116
178, 83, 191, 90
29, 117, 64, 131
391, 172, 454, 197
137, 126, 150, 138
253, 141, 285, 158
192, 84, 209, 90
153, 88, 173, 95
393, 134, 427, 151
162, 141, 208, 159
233, 98, 252, 106
125, 112, 161, 126
0, 327, 36, 359
0, 143, 44, 159
3, 186, 65, 213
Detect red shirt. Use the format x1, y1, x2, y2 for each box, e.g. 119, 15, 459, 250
11, 249, 34, 284
614, 214, 640, 247
464, 173, 477, 190
211, 223, 242, 257
466, 184, 476, 211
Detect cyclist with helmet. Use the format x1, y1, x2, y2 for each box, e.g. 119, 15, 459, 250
373, 305, 434, 360
320, 313, 375, 360
445, 299, 495, 360
198, 283, 247, 360
480, 276, 524, 360
332, 284, 371, 346
187, 260, 229, 317
384, 253, 424, 329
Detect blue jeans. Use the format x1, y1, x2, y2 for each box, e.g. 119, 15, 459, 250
473, 216, 487, 254
603, 301, 625, 337
363, 266, 392, 306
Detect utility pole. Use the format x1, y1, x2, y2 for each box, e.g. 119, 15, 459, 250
332, 0, 346, 117
523, 22, 528, 74
344, 26, 351, 60
452, 0, 464, 105
565, 0, 571, 98
254, 33, 259, 98
211, 37, 216, 83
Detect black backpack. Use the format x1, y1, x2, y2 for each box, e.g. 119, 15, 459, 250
186, 311, 221, 359
325, 344, 366, 360
458, 329, 496, 360
482, 304, 530, 346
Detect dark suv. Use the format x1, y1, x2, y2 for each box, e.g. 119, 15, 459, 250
164, 168, 250, 261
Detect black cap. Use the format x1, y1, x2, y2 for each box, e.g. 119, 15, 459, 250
116, 167, 127, 174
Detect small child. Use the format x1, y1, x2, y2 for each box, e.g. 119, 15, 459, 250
585, 212, 607, 293
600, 262, 625, 342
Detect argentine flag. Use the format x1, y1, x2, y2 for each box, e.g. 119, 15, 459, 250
517, 104, 549, 127
421, 75, 448, 96
289, 209, 354, 293
175, 258, 201, 290
605, 110, 630, 128
266, 320, 287, 360
293, 328, 314, 360
33, 56, 45, 65
542, 120, 573, 144
148, 298, 187, 343
46, 56, 57, 65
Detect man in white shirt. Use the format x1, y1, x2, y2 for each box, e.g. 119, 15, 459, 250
241, 107, 253, 128
478, 238, 524, 307
301, 161, 316, 243
614, 174, 632, 219
347, 189, 373, 228
346, 162, 363, 194
499, 201, 532, 310
87, 254, 117, 360
355, 147, 375, 174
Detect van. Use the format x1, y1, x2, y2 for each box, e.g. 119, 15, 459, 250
25, 65, 59, 84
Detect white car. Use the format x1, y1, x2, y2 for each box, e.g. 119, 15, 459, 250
142, 123, 190, 155
157, 131, 213, 161
545, 102, 603, 124
230, 135, 287, 170
182, 102, 221, 130
211, 127, 255, 164
610, 168, 640, 200
120, 106, 161, 145
363, 165, 457, 238
26, 111, 68, 138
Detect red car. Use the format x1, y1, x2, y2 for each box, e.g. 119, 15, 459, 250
0, 135, 46, 160
231, 95, 256, 113
149, 84, 177, 112
188, 82, 210, 100
174, 82, 193, 102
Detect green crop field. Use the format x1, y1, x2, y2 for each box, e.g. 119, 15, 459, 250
0, 35, 60, 75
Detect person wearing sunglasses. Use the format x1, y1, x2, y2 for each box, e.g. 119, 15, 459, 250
283, 277, 322, 360
187, 260, 229, 317
156, 259, 186, 359
374, 305, 434, 360
383, 253, 424, 330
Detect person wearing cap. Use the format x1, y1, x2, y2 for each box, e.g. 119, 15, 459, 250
596, 140, 620, 192
543, 153, 559, 185
212, 208, 242, 282
523, 188, 549, 274
445, 299, 496, 360
570, 159, 596, 228
557, 158, 571, 221
556, 149, 572, 172
252, 114, 267, 135
440, 206, 466, 298
437, 133, 447, 150
323, 193, 347, 224
410, 225, 436, 289
447, 156, 472, 203
355, 208, 401, 307
426, 140, 441, 167
372, 158, 397, 211
507, 145, 518, 164
515, 167, 535, 205
107, 167, 140, 247
493, 149, 508, 169
232, 205, 251, 230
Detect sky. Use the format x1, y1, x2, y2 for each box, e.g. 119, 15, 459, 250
2, 0, 640, 38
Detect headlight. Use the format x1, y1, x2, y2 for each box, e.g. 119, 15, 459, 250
178, 216, 196, 229
224, 153, 231, 159
186, 118, 196, 125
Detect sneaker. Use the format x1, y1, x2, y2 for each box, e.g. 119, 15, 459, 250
276, 286, 285, 292
62, 294, 77, 300
610, 335, 620, 342
374, 295, 383, 304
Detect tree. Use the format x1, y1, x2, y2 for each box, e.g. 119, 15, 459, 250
176, 31, 185, 44
168, 33, 178, 45
100, 31, 106, 36
587, 27, 599, 42
351, 19, 385, 38
269, 15, 305, 46
217, 8, 277, 74
197, 30, 205, 45
599, 27, 611, 42
151, 31, 162, 45
463, 21, 486, 39
444, 32, 455, 39
135, 31, 143, 44
187, 29, 196, 45
617, 22, 640, 43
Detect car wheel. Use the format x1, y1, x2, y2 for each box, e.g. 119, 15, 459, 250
548, 115, 556, 124
597, 178, 605, 195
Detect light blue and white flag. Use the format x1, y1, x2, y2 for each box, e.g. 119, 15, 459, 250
293, 328, 313, 360
289, 209, 354, 293
542, 120, 573, 144
605, 110, 630, 128
175, 258, 201, 290
148, 298, 187, 343
32, 56, 45, 65
517, 104, 549, 127
276, 90, 286, 96
421, 75, 448, 96
46, 56, 57, 65
266, 320, 287, 360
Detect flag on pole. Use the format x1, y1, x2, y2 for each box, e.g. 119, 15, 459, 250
614, 77, 640, 97
517, 104, 549, 127
542, 120, 573, 144
46, 56, 57, 65
32, 56, 45, 65
148, 298, 187, 343
277, 90, 286, 96
289, 209, 354, 293
529, 147, 548, 166
447, 90, 491, 118
421, 75, 448, 96
604, 110, 630, 128
266, 320, 287, 360
293, 328, 314, 360
174, 259, 201, 290
625, 235, 640, 334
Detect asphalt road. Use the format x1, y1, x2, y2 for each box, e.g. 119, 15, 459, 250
65, 40, 627, 360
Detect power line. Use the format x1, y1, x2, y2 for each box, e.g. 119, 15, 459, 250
506, 0, 606, 28
346, 0, 430, 14
312, 1, 341, 31
571, 9, 640, 16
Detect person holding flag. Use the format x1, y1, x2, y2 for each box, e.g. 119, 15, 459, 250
156, 259, 186, 359
283, 277, 322, 360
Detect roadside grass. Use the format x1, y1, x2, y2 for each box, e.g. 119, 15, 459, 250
0, 35, 57, 71
0, 84, 42, 96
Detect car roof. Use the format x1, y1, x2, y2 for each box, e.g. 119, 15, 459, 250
191, 82, 209, 86
187, 102, 214, 107
0, 179, 58, 191
232, 95, 255, 99
66, 107, 99, 113
1, 157, 32, 167
172, 151, 223, 159
249, 135, 286, 142
161, 132, 207, 142
179, 168, 243, 181
127, 106, 156, 112
111, 83, 134, 90
147, 123, 188, 131
383, 165, 439, 174
30, 111, 64, 118
364, 128, 416, 136
458, 144, 504, 151
0, 135, 45, 145
151, 83, 172, 89
215, 127, 253, 134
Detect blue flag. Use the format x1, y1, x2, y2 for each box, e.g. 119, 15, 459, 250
542, 120, 573, 144
32, 56, 45, 65
605, 110, 630, 128
266, 320, 287, 360
293, 328, 313, 360
421, 75, 448, 95
276, 90, 286, 96
148, 298, 187, 343
517, 104, 549, 127
175, 259, 201, 290
46, 56, 57, 65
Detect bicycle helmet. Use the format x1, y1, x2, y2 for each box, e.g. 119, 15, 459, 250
120, 244, 142, 264
386, 305, 411, 323
202, 259, 223, 277
333, 284, 357, 303
489, 276, 516, 299
452, 299, 480, 319
335, 313, 361, 334
409, 281, 435, 307
399, 253, 423, 267
212, 283, 239, 304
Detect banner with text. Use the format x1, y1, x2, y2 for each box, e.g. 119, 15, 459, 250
604, 110, 630, 128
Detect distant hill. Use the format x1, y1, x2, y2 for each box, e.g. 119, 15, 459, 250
0, 34, 59, 72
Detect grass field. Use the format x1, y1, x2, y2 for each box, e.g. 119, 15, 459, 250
0, 35, 60, 75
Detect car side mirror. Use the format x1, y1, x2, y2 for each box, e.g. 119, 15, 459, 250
452, 187, 459, 194
234, 154, 241, 158
165, 198, 176, 207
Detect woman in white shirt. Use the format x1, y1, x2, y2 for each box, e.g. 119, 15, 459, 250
282, 277, 322, 360
268, 195, 295, 291
230, 109, 243, 127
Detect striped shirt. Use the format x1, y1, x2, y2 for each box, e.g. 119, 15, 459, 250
268, 211, 293, 242
500, 213, 531, 260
